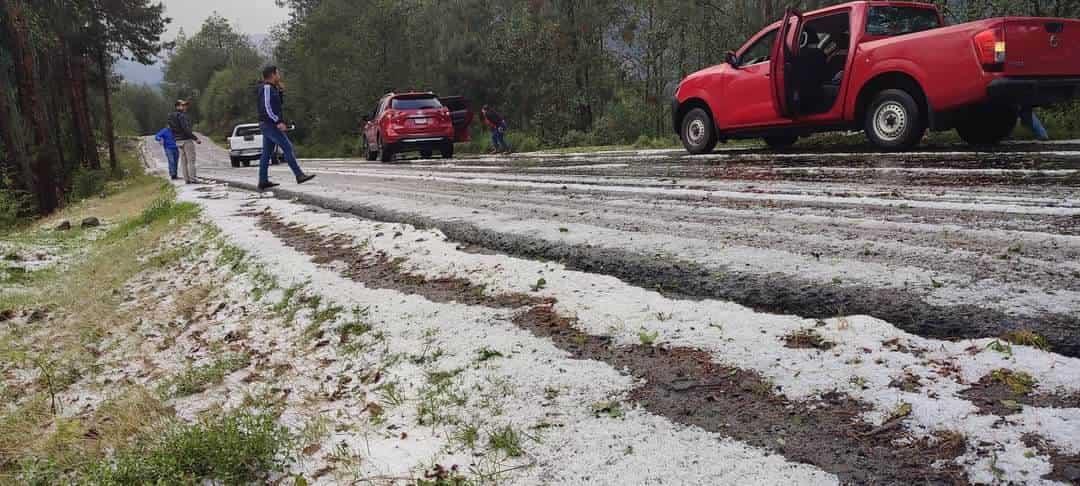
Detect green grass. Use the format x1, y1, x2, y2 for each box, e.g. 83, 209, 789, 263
81, 409, 292, 485
158, 353, 251, 398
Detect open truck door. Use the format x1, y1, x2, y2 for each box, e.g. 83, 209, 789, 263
770, 9, 803, 118
439, 96, 473, 143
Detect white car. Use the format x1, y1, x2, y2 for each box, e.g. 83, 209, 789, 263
227, 123, 285, 168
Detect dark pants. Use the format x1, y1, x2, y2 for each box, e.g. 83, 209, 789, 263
259, 122, 306, 184
163, 147, 179, 178
1019, 106, 1049, 141
491, 124, 509, 152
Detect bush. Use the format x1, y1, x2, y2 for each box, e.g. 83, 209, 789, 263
1038, 100, 1080, 140
70, 168, 108, 202
0, 188, 33, 230
82, 410, 292, 485
632, 134, 679, 149
560, 130, 598, 148
506, 132, 541, 153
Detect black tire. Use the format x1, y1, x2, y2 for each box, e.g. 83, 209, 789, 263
864, 89, 925, 151
680, 107, 717, 155
420, 149, 433, 159
956, 105, 1018, 147
230, 156, 240, 168
441, 143, 454, 159
764, 135, 798, 150
363, 137, 378, 161
242, 160, 251, 168
379, 142, 395, 163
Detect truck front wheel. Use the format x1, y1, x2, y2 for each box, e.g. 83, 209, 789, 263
956, 105, 1017, 147
680, 108, 717, 155
864, 89, 925, 151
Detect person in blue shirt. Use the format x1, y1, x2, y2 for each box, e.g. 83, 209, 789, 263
153, 126, 179, 180
256, 65, 314, 191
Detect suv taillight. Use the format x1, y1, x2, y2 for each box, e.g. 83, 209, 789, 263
974, 27, 1005, 72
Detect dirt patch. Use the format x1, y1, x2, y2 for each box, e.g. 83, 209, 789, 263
958, 371, 1080, 415
1021, 434, 1080, 484
512, 305, 968, 485
782, 328, 835, 351
251, 210, 545, 309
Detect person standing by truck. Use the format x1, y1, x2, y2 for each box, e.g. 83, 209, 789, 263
482, 105, 510, 154
153, 126, 179, 180
256, 65, 315, 191
168, 100, 201, 183
1019, 105, 1050, 141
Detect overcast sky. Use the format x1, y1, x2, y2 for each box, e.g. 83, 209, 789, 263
161, 0, 289, 39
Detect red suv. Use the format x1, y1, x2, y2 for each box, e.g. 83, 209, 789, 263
362, 92, 473, 162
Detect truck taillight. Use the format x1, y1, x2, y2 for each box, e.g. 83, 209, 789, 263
974, 27, 1005, 71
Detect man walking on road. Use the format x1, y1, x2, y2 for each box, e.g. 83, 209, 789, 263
153, 126, 179, 180
482, 105, 510, 154
168, 100, 201, 184
257, 65, 314, 191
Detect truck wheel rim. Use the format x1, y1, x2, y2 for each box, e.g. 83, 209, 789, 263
686, 119, 707, 146
873, 102, 907, 142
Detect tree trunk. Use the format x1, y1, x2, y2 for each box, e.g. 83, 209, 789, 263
2, 0, 61, 213
63, 43, 100, 170
97, 48, 117, 172
0, 69, 27, 190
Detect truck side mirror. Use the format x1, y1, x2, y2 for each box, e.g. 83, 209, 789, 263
725, 51, 739, 67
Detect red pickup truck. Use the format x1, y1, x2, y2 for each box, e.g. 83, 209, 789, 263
672, 1, 1080, 152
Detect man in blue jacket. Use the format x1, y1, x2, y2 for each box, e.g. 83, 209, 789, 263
257, 65, 315, 191
153, 126, 179, 180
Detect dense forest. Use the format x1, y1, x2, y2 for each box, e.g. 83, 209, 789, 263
4, 0, 1080, 219
0, 0, 168, 221
162, 0, 1080, 155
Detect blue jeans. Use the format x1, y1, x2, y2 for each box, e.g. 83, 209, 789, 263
164, 147, 179, 178
491, 124, 509, 151
259, 122, 306, 185
1019, 106, 1049, 141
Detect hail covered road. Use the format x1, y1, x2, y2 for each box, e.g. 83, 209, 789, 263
179, 137, 1080, 356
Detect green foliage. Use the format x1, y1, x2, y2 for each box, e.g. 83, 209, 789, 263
157, 353, 251, 398
486, 426, 524, 457
69, 168, 108, 202
0, 189, 33, 231
114, 83, 172, 136
82, 410, 292, 485
163, 14, 264, 128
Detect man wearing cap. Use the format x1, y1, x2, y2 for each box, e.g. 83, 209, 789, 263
256, 65, 314, 191
168, 99, 201, 184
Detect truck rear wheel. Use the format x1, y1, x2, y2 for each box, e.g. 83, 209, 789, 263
440, 143, 454, 159
680, 107, 717, 155
230, 156, 241, 168
956, 105, 1017, 146
864, 89, 925, 151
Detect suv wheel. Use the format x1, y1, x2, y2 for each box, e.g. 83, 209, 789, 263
680, 107, 717, 155
956, 105, 1017, 146
380, 142, 395, 163
363, 136, 378, 161
864, 89, 925, 151
764, 135, 798, 150
440, 143, 454, 159
420, 149, 433, 159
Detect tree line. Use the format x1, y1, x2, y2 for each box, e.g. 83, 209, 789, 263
0, 0, 168, 219
154, 0, 1078, 155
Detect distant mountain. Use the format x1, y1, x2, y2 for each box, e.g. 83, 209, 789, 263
116, 58, 165, 87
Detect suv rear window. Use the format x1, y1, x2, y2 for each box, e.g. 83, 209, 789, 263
235, 126, 260, 137
866, 7, 940, 36
391, 97, 443, 110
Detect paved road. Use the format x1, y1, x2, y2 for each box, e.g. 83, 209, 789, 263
147, 137, 1080, 355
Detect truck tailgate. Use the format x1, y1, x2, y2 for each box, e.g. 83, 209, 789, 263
1005, 18, 1080, 76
